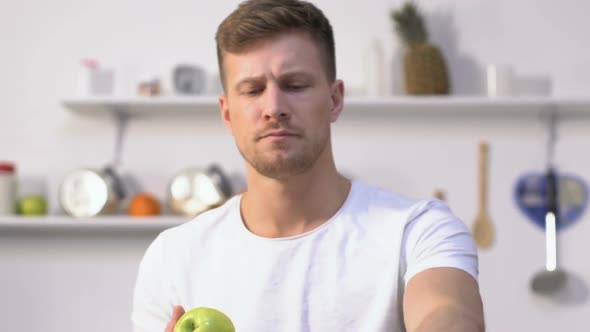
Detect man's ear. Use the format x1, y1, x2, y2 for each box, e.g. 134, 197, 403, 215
329, 79, 345, 122
219, 95, 232, 132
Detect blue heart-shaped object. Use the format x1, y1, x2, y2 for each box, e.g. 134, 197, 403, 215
514, 172, 588, 231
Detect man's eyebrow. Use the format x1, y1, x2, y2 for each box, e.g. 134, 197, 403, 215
233, 71, 314, 91
234, 77, 264, 91
279, 71, 313, 80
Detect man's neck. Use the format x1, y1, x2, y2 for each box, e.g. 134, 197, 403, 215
240, 168, 351, 238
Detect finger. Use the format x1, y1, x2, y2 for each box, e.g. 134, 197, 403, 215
173, 305, 186, 320
164, 317, 175, 332
164, 305, 185, 332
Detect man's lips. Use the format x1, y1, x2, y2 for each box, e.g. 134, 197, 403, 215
259, 131, 300, 140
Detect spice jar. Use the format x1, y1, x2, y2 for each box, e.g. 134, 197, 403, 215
0, 161, 17, 215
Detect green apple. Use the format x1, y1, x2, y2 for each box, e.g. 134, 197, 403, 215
174, 307, 235, 332
17, 195, 48, 216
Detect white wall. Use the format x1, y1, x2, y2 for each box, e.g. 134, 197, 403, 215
1, 0, 590, 331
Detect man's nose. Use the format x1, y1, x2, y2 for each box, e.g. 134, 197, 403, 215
262, 85, 291, 121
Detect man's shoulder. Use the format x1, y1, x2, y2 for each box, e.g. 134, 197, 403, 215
353, 180, 434, 216
350, 180, 457, 233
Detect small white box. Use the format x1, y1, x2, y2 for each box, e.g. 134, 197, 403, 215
77, 67, 115, 96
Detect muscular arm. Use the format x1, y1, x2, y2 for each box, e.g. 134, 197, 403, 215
403, 267, 485, 332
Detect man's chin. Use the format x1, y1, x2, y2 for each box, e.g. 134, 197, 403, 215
251, 158, 310, 180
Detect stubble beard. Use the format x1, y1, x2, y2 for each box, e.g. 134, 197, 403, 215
240, 134, 329, 180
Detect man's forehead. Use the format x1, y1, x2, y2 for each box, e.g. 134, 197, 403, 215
224, 52, 318, 84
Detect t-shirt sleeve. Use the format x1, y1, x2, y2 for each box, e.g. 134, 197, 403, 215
401, 199, 479, 286
131, 233, 174, 332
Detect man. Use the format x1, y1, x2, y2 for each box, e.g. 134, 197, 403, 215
132, 0, 485, 331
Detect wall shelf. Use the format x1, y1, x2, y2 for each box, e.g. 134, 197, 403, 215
62, 95, 590, 117
49, 94, 590, 234
0, 215, 188, 231
63, 95, 219, 116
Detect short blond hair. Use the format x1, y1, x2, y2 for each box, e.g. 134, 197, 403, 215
215, 0, 336, 89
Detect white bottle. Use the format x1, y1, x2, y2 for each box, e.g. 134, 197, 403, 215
364, 39, 385, 96
0, 162, 17, 215
389, 37, 405, 96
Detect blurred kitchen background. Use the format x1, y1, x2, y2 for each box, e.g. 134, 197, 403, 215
1, 0, 590, 331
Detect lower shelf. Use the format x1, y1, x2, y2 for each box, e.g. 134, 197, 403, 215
0, 215, 189, 231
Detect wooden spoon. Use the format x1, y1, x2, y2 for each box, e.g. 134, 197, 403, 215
472, 142, 495, 249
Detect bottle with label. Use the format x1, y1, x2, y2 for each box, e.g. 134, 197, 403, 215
0, 162, 17, 215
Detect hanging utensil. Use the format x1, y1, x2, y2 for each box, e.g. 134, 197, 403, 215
514, 106, 588, 231
531, 167, 567, 293
472, 142, 495, 249
530, 109, 568, 294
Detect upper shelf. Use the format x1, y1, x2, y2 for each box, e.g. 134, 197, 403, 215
62, 95, 590, 117
64, 95, 220, 116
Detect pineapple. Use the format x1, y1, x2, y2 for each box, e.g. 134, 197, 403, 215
391, 2, 450, 95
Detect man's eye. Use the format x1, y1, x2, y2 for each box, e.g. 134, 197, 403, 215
244, 88, 263, 96
285, 84, 307, 91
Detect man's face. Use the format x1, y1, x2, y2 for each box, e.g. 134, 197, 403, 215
219, 32, 343, 180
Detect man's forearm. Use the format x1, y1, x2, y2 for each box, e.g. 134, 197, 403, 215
413, 304, 484, 332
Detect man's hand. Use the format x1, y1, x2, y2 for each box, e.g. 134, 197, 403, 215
164, 305, 185, 332
403, 267, 485, 332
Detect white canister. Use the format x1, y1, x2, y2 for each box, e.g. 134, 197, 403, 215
486, 64, 514, 97
0, 162, 17, 215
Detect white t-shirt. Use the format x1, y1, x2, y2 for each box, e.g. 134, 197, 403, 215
132, 181, 478, 332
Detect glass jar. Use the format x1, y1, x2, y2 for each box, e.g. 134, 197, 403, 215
0, 162, 17, 215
